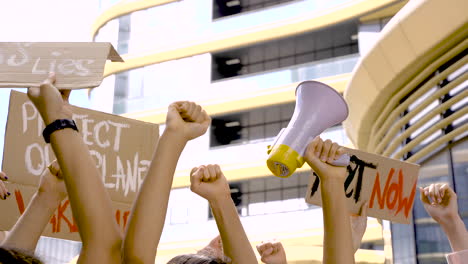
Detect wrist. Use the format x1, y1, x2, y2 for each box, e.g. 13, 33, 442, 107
439, 212, 463, 230
208, 193, 233, 207
44, 111, 73, 126
320, 176, 345, 186
162, 128, 189, 143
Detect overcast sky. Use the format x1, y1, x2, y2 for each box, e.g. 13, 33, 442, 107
0, 0, 99, 168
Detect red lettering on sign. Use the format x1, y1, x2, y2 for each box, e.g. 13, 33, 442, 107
115, 209, 131, 230
123, 211, 130, 229
52, 200, 78, 233
369, 169, 395, 209
50, 215, 57, 233
369, 168, 417, 218
14, 189, 26, 215
13, 189, 131, 235
395, 169, 417, 218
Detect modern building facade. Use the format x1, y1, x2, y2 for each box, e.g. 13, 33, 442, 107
87, 0, 467, 263
344, 0, 467, 263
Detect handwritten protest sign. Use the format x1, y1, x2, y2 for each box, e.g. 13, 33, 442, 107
1, 91, 159, 241
305, 148, 419, 224
0, 42, 123, 89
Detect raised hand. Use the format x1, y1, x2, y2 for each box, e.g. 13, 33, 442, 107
190, 164, 230, 202
304, 137, 347, 181
0, 171, 10, 200
419, 183, 458, 225
189, 164, 257, 264
27, 72, 72, 125
38, 160, 67, 203
1, 162, 67, 254
166, 101, 211, 141
122, 102, 211, 264
256, 240, 287, 264
304, 137, 354, 264
420, 183, 468, 254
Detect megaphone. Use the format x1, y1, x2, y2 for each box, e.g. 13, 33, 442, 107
267, 81, 349, 178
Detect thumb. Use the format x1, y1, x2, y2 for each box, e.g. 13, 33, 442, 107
419, 187, 430, 205
27, 86, 40, 99
167, 103, 181, 120
48, 160, 62, 179
40, 72, 56, 91
305, 138, 324, 172
60, 89, 71, 103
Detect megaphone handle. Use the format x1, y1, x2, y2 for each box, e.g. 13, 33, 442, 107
328, 153, 350, 167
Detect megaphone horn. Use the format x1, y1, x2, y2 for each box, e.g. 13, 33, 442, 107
267, 81, 349, 178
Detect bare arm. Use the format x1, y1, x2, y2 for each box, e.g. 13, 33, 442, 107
27, 73, 122, 264
420, 184, 468, 252
350, 202, 368, 253
122, 102, 210, 264
191, 165, 257, 264
1, 161, 66, 254
305, 137, 354, 264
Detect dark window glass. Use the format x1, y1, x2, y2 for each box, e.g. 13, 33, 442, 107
211, 21, 358, 81
213, 0, 297, 19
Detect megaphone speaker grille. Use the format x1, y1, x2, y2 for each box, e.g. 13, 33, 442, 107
274, 162, 289, 177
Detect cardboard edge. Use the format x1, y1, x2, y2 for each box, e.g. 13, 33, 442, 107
1, 83, 102, 90
1, 90, 16, 172
345, 147, 421, 168
107, 44, 124, 62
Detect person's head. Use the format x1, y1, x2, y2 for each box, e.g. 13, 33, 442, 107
167, 236, 229, 264
0, 248, 42, 264
167, 254, 226, 264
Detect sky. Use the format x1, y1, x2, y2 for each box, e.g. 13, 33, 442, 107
0, 0, 99, 168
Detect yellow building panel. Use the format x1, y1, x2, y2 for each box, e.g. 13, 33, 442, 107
378, 24, 416, 73
123, 74, 350, 125
103, 0, 400, 77
344, 0, 468, 150
363, 45, 396, 91
400, 0, 468, 58
343, 66, 378, 144
360, 1, 408, 22
91, 0, 178, 38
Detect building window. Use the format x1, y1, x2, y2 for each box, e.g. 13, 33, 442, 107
213, 0, 297, 19
210, 103, 295, 147
209, 170, 313, 218
390, 47, 468, 263
117, 14, 131, 54
211, 21, 358, 81
113, 72, 129, 114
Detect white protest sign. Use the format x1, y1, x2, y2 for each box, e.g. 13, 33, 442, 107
1, 91, 159, 240
306, 148, 420, 224
0, 42, 123, 89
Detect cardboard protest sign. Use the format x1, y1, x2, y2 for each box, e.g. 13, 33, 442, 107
305, 148, 419, 224
1, 91, 159, 241
0, 42, 123, 89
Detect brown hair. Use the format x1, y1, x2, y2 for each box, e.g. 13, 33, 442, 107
167, 254, 226, 264
0, 248, 42, 264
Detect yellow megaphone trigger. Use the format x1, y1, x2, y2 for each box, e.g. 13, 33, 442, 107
266, 144, 305, 178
